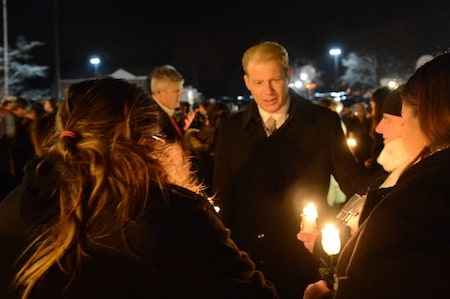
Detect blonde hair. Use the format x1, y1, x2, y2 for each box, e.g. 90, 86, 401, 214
241, 41, 289, 75
14, 77, 203, 298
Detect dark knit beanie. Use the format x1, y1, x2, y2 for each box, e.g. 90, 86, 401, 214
381, 87, 402, 116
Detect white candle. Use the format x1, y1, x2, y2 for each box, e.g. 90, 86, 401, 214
301, 203, 318, 233
321, 223, 341, 256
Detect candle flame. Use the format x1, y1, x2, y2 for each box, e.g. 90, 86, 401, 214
303, 203, 318, 219
321, 223, 341, 255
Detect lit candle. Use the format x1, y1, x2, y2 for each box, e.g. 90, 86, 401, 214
301, 203, 318, 233
321, 223, 341, 256
321, 223, 341, 291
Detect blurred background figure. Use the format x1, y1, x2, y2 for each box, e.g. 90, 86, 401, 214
316, 97, 347, 135
5, 97, 35, 195
345, 102, 373, 169
190, 99, 211, 130
24, 101, 45, 122
175, 101, 194, 132
0, 97, 19, 201
185, 102, 231, 195
42, 97, 58, 116
365, 86, 391, 173
29, 109, 57, 158
150, 65, 194, 145
316, 97, 347, 208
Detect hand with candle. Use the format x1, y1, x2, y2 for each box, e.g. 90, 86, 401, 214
320, 223, 341, 291
298, 203, 319, 253
297, 231, 318, 253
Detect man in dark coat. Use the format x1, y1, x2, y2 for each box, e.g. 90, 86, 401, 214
213, 41, 368, 299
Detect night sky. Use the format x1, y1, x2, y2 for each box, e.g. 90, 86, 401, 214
3, 0, 449, 98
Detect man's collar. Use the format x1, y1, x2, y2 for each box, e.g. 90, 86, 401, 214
153, 98, 175, 116
257, 97, 290, 124
241, 89, 315, 129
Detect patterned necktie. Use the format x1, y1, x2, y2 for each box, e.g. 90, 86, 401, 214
265, 117, 277, 136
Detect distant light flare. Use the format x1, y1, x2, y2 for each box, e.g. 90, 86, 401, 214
89, 57, 101, 65
329, 48, 342, 56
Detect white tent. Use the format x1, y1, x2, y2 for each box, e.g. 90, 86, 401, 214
110, 68, 137, 79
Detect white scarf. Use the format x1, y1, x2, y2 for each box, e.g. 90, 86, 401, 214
377, 138, 411, 188
337, 138, 411, 235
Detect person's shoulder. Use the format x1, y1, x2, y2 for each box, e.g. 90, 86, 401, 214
290, 91, 330, 112
149, 97, 165, 113
164, 185, 210, 210
214, 108, 245, 131
290, 96, 340, 125
399, 148, 450, 185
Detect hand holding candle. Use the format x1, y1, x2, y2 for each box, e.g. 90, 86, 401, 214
301, 203, 318, 233
321, 223, 341, 291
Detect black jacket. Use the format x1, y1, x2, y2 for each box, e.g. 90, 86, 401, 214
152, 99, 183, 144
0, 158, 278, 299
212, 89, 368, 298
335, 148, 450, 299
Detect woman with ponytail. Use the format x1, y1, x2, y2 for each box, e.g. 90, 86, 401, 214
0, 77, 278, 299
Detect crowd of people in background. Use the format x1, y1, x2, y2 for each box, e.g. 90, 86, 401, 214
0, 42, 449, 299
0, 69, 392, 205
0, 96, 58, 200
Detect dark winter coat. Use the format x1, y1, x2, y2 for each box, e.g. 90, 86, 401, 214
335, 148, 450, 299
0, 159, 279, 299
151, 99, 183, 144
212, 89, 368, 299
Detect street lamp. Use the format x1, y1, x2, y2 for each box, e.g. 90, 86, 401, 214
3, 0, 10, 96
89, 56, 101, 77
329, 48, 342, 88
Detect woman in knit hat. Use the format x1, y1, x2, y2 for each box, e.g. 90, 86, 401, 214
373, 85, 410, 188
305, 51, 450, 299
299, 86, 411, 273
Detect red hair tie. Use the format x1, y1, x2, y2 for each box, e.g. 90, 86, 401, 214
60, 130, 78, 139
